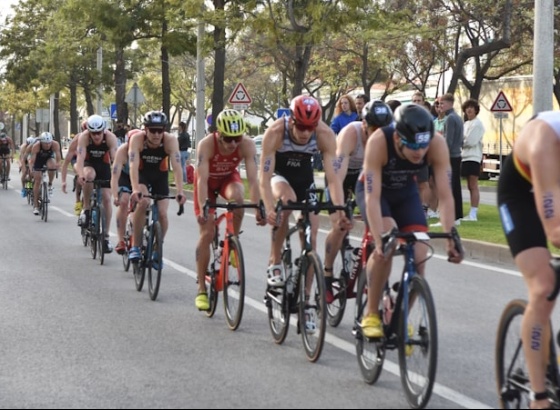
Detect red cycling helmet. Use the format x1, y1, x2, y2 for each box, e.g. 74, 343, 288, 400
290, 95, 322, 127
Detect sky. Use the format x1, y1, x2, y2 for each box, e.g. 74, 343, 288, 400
0, 0, 17, 19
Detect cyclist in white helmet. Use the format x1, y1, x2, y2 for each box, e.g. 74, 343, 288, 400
29, 132, 61, 215
75, 114, 118, 253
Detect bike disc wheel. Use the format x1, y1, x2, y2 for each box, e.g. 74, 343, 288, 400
398, 275, 438, 409
327, 248, 349, 328
355, 269, 385, 384
223, 236, 245, 331
148, 222, 163, 301
298, 251, 327, 363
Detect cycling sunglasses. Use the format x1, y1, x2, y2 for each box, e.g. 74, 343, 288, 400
148, 128, 165, 134
293, 120, 316, 132
400, 138, 430, 151
222, 136, 243, 144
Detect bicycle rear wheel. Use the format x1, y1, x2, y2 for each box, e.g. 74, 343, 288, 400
327, 248, 348, 328
148, 222, 163, 301
223, 236, 245, 331
398, 275, 438, 409
355, 269, 385, 384
298, 251, 327, 363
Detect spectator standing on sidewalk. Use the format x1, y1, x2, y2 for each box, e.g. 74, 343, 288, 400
434, 93, 463, 225
178, 121, 191, 184
461, 99, 485, 222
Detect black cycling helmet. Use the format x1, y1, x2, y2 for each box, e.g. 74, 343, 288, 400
143, 111, 168, 127
394, 104, 434, 149
362, 100, 393, 128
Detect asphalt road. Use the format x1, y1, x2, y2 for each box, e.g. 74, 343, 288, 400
0, 167, 552, 409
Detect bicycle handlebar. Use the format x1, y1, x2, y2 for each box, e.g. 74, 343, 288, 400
547, 258, 560, 301
202, 199, 265, 221
273, 198, 354, 227
140, 194, 184, 216
381, 227, 464, 261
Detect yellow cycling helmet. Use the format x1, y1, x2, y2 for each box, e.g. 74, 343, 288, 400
216, 109, 246, 137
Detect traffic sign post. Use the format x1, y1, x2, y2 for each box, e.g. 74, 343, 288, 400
490, 90, 513, 171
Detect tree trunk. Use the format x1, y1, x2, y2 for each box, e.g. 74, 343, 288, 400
211, 0, 226, 130
114, 46, 128, 124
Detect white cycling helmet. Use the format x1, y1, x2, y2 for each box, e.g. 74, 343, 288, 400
87, 114, 105, 133
39, 132, 53, 144
26, 137, 36, 145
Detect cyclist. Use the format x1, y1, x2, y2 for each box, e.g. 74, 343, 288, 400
323, 100, 393, 303
0, 132, 15, 182
111, 128, 142, 255
497, 111, 560, 409
128, 111, 186, 265
29, 132, 61, 216
358, 104, 463, 339
194, 109, 264, 311
260, 95, 349, 293
75, 115, 118, 253
19, 136, 35, 197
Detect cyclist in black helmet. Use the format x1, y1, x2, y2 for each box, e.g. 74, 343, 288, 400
358, 103, 463, 338
323, 100, 393, 303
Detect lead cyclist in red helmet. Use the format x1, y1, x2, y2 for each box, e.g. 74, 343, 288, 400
259, 95, 351, 328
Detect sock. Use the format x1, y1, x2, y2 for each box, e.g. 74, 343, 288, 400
470, 207, 478, 218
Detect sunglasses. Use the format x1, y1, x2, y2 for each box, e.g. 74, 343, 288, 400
400, 138, 430, 151
222, 136, 242, 144
148, 128, 164, 134
294, 122, 316, 132
90, 131, 103, 136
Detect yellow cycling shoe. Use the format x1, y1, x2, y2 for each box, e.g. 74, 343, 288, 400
74, 201, 83, 216
405, 324, 415, 357
195, 292, 210, 311
361, 313, 384, 339
229, 250, 237, 269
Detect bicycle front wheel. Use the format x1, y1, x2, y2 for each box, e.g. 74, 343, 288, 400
355, 269, 385, 384
327, 248, 349, 328
122, 217, 133, 272
398, 275, 438, 409
298, 251, 327, 363
41, 181, 48, 222
98, 205, 106, 266
223, 236, 245, 331
148, 222, 163, 301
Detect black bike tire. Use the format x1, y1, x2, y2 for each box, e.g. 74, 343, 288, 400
122, 219, 132, 272
41, 181, 48, 222
2, 160, 7, 190
267, 249, 291, 344
327, 247, 349, 328
148, 222, 163, 301
223, 236, 245, 331
355, 269, 385, 384
398, 275, 438, 409
90, 206, 99, 260
299, 251, 327, 363
206, 232, 220, 318
98, 204, 106, 266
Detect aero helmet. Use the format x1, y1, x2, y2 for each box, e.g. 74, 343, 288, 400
87, 114, 105, 133
394, 104, 434, 149
290, 95, 322, 127
216, 109, 246, 137
362, 100, 393, 128
39, 132, 54, 144
142, 111, 168, 127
